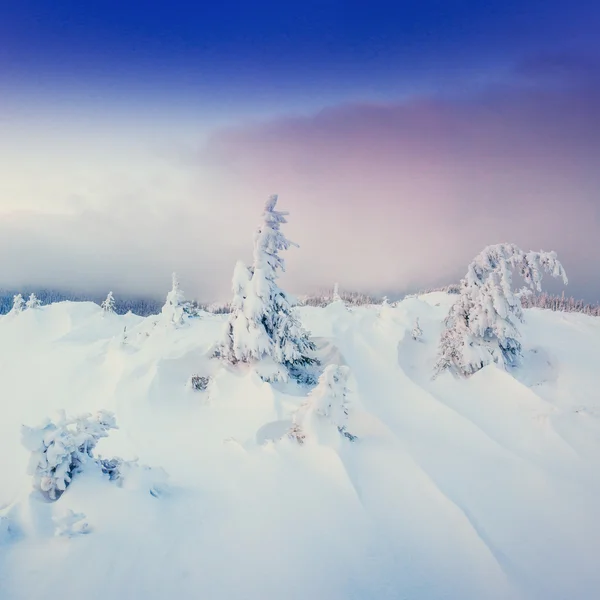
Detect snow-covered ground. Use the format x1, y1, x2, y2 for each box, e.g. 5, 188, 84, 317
1, 293, 600, 600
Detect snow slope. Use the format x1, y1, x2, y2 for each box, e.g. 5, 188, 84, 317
1, 294, 600, 600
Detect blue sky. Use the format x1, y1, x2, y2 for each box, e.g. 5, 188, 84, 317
3, 0, 598, 112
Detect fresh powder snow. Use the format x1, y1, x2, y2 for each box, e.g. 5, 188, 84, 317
0, 293, 599, 599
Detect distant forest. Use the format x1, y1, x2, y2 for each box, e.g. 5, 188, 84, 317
1, 287, 599, 318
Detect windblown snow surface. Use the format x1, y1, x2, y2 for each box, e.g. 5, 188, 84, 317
1, 293, 600, 600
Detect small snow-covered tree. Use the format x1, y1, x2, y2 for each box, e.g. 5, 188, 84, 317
11, 293, 25, 314
412, 318, 423, 341
332, 283, 341, 303
21, 410, 118, 501
162, 272, 187, 327
53, 509, 91, 537
101, 291, 116, 315
216, 195, 317, 382
434, 243, 568, 378
289, 365, 356, 442
26, 293, 41, 309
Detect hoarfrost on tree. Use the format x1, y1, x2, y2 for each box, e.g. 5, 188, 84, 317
11, 293, 25, 314
216, 195, 317, 382
434, 243, 568, 378
25, 293, 42, 310
101, 291, 116, 315
21, 410, 118, 501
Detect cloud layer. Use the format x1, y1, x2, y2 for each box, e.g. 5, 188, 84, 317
1, 59, 599, 302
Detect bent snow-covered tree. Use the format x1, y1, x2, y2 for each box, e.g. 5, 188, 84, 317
435, 243, 567, 378
216, 195, 316, 382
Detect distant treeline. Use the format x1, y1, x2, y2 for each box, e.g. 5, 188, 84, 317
1, 287, 599, 318
0, 289, 163, 316
520, 291, 600, 316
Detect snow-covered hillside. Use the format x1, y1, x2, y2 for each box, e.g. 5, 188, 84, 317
1, 295, 600, 600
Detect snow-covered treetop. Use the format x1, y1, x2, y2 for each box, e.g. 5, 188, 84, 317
250, 194, 298, 285
11, 293, 25, 314
162, 272, 187, 327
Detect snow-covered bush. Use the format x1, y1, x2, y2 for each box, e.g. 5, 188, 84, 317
21, 410, 118, 501
101, 291, 116, 315
11, 293, 25, 314
434, 244, 568, 378
53, 510, 91, 537
189, 374, 210, 391
26, 293, 41, 310
98, 458, 168, 497
289, 365, 356, 443
412, 318, 423, 341
215, 195, 317, 383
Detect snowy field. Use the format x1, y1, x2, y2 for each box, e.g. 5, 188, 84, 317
1, 293, 600, 600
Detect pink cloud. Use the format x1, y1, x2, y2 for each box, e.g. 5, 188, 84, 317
201, 77, 600, 299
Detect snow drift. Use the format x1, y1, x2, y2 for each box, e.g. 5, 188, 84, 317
1, 295, 600, 600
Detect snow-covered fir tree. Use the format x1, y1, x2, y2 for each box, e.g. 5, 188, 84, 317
21, 410, 118, 501
434, 243, 568, 378
101, 291, 116, 315
289, 365, 356, 442
216, 195, 317, 382
26, 293, 41, 309
412, 317, 423, 341
11, 293, 25, 314
162, 272, 187, 327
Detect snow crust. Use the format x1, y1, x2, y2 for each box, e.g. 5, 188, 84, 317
1, 295, 600, 600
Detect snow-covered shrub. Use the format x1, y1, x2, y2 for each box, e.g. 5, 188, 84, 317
97, 457, 168, 497
215, 195, 317, 383
11, 293, 25, 314
21, 410, 118, 501
189, 374, 210, 391
25, 293, 41, 309
412, 318, 423, 341
53, 509, 91, 537
289, 365, 356, 443
101, 291, 116, 315
435, 244, 568, 378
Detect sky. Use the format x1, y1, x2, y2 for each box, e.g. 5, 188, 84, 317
1, 0, 599, 302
